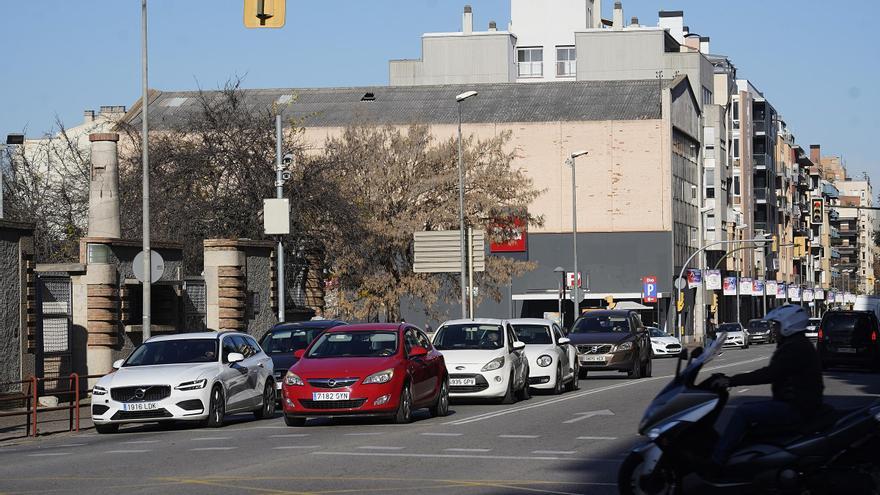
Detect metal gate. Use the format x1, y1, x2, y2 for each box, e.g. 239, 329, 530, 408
183, 277, 207, 330
35, 274, 72, 392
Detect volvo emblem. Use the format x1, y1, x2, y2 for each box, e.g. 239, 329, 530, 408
328, 379, 337, 388
134, 388, 146, 399
591, 346, 599, 353
455, 366, 466, 370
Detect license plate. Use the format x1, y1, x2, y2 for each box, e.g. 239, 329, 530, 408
837, 347, 857, 354
581, 355, 606, 362
450, 378, 476, 386
122, 402, 159, 411
312, 392, 350, 401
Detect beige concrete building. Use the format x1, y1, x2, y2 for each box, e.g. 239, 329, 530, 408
836, 179, 875, 294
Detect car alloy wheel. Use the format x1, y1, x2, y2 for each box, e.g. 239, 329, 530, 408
430, 378, 450, 417
500, 372, 517, 404
207, 386, 225, 427
567, 361, 581, 391
553, 365, 564, 395
254, 382, 275, 420
394, 383, 413, 424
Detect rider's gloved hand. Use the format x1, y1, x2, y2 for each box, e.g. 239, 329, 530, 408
705, 373, 731, 389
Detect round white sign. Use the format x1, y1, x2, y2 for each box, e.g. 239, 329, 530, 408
133, 250, 165, 283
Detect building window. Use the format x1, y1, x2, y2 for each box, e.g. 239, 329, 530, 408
517, 47, 543, 78
732, 100, 739, 121
705, 145, 715, 160
556, 46, 576, 77
702, 86, 713, 105
733, 173, 741, 196
732, 138, 740, 159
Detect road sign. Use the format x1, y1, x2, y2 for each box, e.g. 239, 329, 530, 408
133, 250, 165, 283
244, 0, 286, 28
413, 230, 485, 273
566, 272, 584, 289
642, 276, 658, 303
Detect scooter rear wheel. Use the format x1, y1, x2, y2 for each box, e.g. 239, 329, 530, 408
618, 451, 682, 495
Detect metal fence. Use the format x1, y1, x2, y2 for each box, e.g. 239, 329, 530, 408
35, 274, 72, 394
182, 277, 207, 330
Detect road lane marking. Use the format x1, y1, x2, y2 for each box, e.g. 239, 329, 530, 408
27, 452, 69, 457
57, 443, 88, 447
445, 448, 492, 452
190, 447, 238, 451
532, 450, 576, 455
563, 409, 615, 424
446, 354, 772, 425
499, 434, 539, 439
123, 440, 160, 444
192, 437, 231, 441
421, 432, 463, 437
313, 451, 621, 462
345, 432, 384, 436
106, 449, 152, 454
577, 436, 618, 440
273, 445, 322, 450
269, 434, 310, 438
357, 446, 405, 450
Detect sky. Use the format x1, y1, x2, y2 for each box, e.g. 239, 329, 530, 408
2, 0, 878, 182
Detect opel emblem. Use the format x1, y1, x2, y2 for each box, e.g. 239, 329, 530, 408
455, 366, 466, 370
328, 379, 337, 388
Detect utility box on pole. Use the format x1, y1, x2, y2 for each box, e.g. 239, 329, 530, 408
263, 198, 290, 235
243, 0, 286, 28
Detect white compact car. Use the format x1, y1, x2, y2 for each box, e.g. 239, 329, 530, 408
718, 322, 749, 349
91, 331, 275, 433
805, 318, 821, 342
648, 327, 683, 358
433, 318, 530, 403
510, 318, 578, 393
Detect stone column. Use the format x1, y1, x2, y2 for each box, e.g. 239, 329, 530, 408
87, 133, 121, 239
204, 241, 247, 331
84, 259, 118, 379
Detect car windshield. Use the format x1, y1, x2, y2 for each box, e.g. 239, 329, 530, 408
512, 324, 553, 345
748, 321, 771, 331
260, 327, 325, 354
650, 328, 670, 338
570, 315, 631, 334
433, 324, 504, 350
307, 331, 398, 358
124, 339, 218, 366
718, 323, 741, 332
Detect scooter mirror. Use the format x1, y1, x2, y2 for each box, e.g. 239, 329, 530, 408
691, 347, 704, 360
675, 348, 688, 377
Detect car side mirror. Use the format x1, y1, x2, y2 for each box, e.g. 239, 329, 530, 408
227, 352, 245, 364
112, 359, 124, 370
558, 337, 570, 346
513, 341, 526, 351
293, 349, 306, 359
409, 346, 428, 358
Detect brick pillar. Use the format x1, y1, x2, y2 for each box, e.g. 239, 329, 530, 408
204, 241, 247, 331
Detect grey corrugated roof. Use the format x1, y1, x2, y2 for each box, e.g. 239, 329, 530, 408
124, 80, 666, 129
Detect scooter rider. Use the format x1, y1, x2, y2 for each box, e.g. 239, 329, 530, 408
706, 304, 824, 466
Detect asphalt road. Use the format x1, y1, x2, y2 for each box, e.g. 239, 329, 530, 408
1, 345, 878, 495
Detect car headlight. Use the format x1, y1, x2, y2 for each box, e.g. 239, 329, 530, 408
92, 385, 108, 396
284, 371, 304, 386
536, 355, 553, 367
363, 369, 394, 384
175, 379, 208, 391
650, 339, 660, 344
614, 341, 633, 352
481, 356, 505, 372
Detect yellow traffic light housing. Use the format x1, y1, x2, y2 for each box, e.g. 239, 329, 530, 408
810, 198, 824, 225
244, 0, 286, 28
794, 237, 806, 257
771, 235, 778, 252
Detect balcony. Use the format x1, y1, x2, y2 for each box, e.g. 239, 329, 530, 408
517, 62, 543, 78
822, 183, 839, 199
754, 153, 774, 171
754, 120, 767, 134
754, 187, 770, 203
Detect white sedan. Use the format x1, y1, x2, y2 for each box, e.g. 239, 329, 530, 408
510, 318, 578, 394
91, 331, 276, 433
433, 319, 531, 404
718, 322, 749, 349
648, 327, 683, 358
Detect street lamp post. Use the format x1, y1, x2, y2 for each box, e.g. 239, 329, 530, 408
456, 90, 477, 319
566, 151, 588, 318
141, 0, 152, 340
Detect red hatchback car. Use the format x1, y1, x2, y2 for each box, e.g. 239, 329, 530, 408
281, 323, 449, 425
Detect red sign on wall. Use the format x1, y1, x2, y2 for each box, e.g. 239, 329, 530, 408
489, 217, 527, 253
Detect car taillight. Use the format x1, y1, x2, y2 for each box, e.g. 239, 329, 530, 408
817, 327, 823, 340
872, 331, 877, 342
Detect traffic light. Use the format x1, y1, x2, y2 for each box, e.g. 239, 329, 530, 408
811, 198, 824, 225
771, 235, 778, 252
794, 237, 806, 257
710, 293, 719, 315
243, 0, 286, 28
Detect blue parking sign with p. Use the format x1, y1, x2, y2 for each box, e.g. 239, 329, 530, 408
643, 276, 657, 303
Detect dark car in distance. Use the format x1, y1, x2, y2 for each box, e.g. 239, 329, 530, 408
567, 310, 652, 379
746, 319, 776, 345
818, 311, 880, 371
260, 320, 348, 392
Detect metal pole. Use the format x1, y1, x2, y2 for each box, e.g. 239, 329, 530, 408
141, 0, 151, 340
457, 102, 467, 319
570, 158, 579, 319
468, 226, 474, 319
762, 245, 767, 317
0, 144, 5, 219
275, 114, 285, 322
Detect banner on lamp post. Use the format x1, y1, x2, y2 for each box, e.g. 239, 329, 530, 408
723, 277, 737, 296
777, 282, 787, 299
740, 277, 753, 296
752, 279, 765, 296
766, 280, 778, 298
705, 270, 722, 291
687, 269, 702, 289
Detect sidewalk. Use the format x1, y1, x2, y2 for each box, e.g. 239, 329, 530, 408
0, 399, 93, 444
